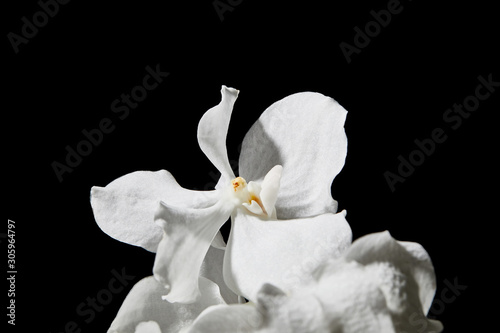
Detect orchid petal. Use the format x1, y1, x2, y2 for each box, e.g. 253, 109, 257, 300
210, 231, 226, 250
90, 170, 218, 252
108, 276, 225, 333
134, 321, 162, 333
183, 303, 263, 333
153, 198, 234, 303
313, 261, 398, 332
342, 231, 438, 315
248, 248, 440, 333
256, 283, 331, 333
397, 240, 438, 314
223, 210, 352, 301
197, 85, 238, 188
239, 92, 348, 219
246, 181, 261, 195
200, 246, 239, 304
185, 284, 332, 333
311, 231, 443, 332
315, 260, 443, 333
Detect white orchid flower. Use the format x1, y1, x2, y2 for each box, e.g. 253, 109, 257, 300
108, 246, 233, 333
90, 85, 351, 308
184, 231, 444, 333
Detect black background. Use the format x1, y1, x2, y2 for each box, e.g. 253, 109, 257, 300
5, 0, 498, 332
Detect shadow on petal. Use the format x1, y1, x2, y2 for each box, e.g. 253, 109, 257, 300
239, 92, 348, 219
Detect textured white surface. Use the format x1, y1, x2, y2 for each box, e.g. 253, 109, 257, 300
199, 246, 239, 305
223, 209, 352, 301
153, 198, 234, 303
134, 321, 162, 333
182, 303, 262, 333
239, 91, 348, 219
186, 232, 443, 333
90, 170, 219, 252
108, 276, 225, 333
197, 85, 238, 187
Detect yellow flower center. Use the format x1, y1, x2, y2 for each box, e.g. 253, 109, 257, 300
228, 166, 282, 219
232, 177, 247, 192
230, 176, 267, 216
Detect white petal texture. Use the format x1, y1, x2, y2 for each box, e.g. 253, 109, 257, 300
197, 85, 238, 187
310, 231, 443, 332
223, 209, 352, 301
134, 321, 162, 333
183, 282, 338, 333
341, 231, 439, 317
90, 170, 219, 252
182, 303, 263, 333
108, 276, 225, 333
238, 92, 348, 219
199, 246, 239, 305
153, 197, 235, 303
185, 232, 442, 333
